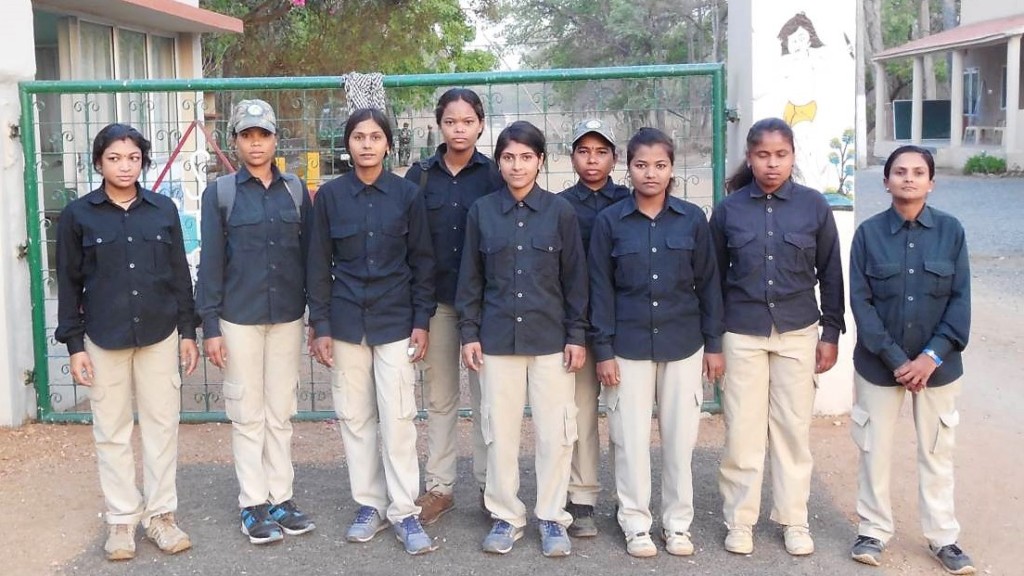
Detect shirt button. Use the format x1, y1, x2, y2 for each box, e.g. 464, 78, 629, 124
517, 202, 524, 207
767, 207, 773, 213
132, 290, 139, 296
909, 268, 915, 274
769, 302, 775, 308
368, 231, 374, 237
651, 222, 656, 227
129, 263, 135, 269
269, 218, 275, 223
368, 203, 373, 208
271, 264, 277, 270
453, 202, 460, 207
907, 322, 913, 328
547, 246, 553, 251
768, 280, 774, 285
518, 222, 524, 227
516, 316, 523, 322
909, 242, 915, 248
133, 317, 140, 323
156, 235, 161, 240
269, 241, 275, 246
454, 225, 459, 230
369, 259, 375, 264
908, 296, 914, 302
517, 245, 523, 251
767, 255, 774, 261
653, 328, 659, 334
517, 292, 523, 298
652, 274, 659, 280
767, 194, 773, 200
768, 231, 774, 236
651, 247, 657, 253
453, 247, 459, 252
126, 236, 132, 242
652, 301, 659, 307
97, 238, 103, 243
516, 269, 523, 275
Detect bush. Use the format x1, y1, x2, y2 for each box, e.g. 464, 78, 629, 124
963, 153, 1007, 175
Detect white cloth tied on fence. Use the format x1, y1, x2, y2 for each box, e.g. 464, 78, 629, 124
344, 72, 387, 111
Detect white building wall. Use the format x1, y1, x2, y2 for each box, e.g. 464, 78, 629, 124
962, 0, 1024, 25
0, 0, 39, 426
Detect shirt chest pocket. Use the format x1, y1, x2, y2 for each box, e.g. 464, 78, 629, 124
143, 227, 174, 272
923, 260, 955, 298
330, 223, 362, 261
781, 232, 816, 273
381, 221, 409, 260
865, 262, 902, 300
277, 207, 302, 248
227, 209, 265, 252
530, 235, 562, 276
479, 236, 510, 281
665, 234, 696, 285
726, 231, 758, 279
83, 229, 121, 276
611, 239, 643, 287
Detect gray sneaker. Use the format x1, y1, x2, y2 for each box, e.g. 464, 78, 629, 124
393, 516, 437, 555
930, 543, 976, 575
539, 520, 572, 557
850, 535, 884, 566
482, 519, 523, 554
566, 503, 598, 538
104, 523, 136, 561
346, 506, 388, 543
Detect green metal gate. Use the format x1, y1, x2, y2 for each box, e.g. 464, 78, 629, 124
19, 64, 726, 423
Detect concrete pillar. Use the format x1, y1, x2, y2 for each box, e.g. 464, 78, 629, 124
911, 56, 924, 143
0, 0, 37, 426
874, 62, 888, 142
950, 50, 964, 147
1006, 35, 1021, 154
855, 0, 868, 167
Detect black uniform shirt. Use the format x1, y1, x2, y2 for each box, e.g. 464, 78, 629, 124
456, 185, 588, 356
55, 184, 196, 354
194, 164, 312, 338
589, 194, 724, 363
709, 180, 846, 343
307, 170, 435, 345
850, 205, 970, 387
404, 146, 503, 305
560, 178, 631, 255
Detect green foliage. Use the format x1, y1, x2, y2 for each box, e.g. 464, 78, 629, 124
962, 152, 1006, 175
827, 129, 856, 194
880, 0, 954, 98
200, 0, 497, 80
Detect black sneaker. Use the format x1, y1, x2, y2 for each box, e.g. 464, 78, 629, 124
566, 503, 598, 538
850, 535, 884, 566
240, 504, 284, 545
269, 499, 316, 536
930, 543, 976, 575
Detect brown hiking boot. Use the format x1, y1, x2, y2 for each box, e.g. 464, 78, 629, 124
415, 491, 454, 525
104, 523, 136, 561
144, 512, 192, 554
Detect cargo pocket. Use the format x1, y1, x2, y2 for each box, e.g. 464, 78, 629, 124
562, 403, 579, 446
931, 409, 959, 456
87, 384, 106, 403
397, 367, 419, 421
222, 380, 249, 424
329, 369, 352, 421
480, 403, 494, 446
603, 385, 620, 412
850, 404, 871, 452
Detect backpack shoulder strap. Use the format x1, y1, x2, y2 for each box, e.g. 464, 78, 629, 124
280, 173, 304, 215
216, 174, 236, 230
417, 161, 430, 194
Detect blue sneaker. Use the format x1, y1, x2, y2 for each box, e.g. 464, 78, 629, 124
346, 506, 388, 543
269, 499, 315, 536
482, 519, 523, 554
393, 516, 437, 555
240, 504, 284, 545
539, 520, 572, 557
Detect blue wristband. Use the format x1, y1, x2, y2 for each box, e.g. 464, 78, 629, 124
922, 348, 943, 367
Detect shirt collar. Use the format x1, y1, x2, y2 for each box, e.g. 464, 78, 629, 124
886, 204, 935, 233
499, 184, 544, 213
341, 169, 398, 196
746, 178, 793, 199
569, 178, 620, 202
88, 182, 153, 206
423, 144, 490, 172
235, 163, 284, 186
617, 193, 688, 219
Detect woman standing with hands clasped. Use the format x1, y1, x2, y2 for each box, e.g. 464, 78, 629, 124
456, 121, 588, 558
307, 108, 437, 556
711, 117, 845, 557
848, 146, 975, 574
56, 123, 198, 561
589, 127, 724, 558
